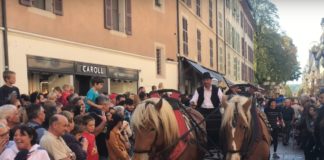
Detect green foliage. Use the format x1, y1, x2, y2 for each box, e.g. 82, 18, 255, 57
250, 0, 301, 85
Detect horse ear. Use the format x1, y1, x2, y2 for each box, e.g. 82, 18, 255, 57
243, 99, 252, 112
155, 98, 163, 111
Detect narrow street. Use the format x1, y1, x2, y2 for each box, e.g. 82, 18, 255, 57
270, 140, 304, 160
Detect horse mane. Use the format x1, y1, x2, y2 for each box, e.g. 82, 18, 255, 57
131, 98, 179, 146
221, 95, 251, 130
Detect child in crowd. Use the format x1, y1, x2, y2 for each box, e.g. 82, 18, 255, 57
0, 70, 20, 106
60, 84, 72, 107
86, 77, 105, 113
82, 115, 99, 160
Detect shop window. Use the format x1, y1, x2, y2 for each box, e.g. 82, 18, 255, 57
105, 0, 132, 35
19, 0, 63, 15
197, 29, 201, 62
182, 17, 189, 55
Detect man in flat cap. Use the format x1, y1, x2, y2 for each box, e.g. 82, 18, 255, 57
190, 72, 223, 149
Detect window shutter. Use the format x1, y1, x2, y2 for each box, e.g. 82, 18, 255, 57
104, 0, 112, 29
125, 0, 132, 35
19, 0, 32, 6
53, 0, 63, 16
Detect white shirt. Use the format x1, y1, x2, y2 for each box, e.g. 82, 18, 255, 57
0, 143, 50, 160
190, 86, 223, 109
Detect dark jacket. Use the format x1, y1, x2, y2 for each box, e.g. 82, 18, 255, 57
62, 133, 87, 160
314, 105, 324, 148
197, 85, 220, 108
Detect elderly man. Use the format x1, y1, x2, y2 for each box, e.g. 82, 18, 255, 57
40, 114, 76, 160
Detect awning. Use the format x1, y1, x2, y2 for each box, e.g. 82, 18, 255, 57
186, 59, 224, 81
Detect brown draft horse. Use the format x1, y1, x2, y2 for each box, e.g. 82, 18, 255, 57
131, 97, 206, 160
220, 95, 271, 160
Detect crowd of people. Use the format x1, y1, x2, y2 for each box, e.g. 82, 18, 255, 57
0, 70, 323, 160
259, 93, 324, 160
0, 70, 152, 160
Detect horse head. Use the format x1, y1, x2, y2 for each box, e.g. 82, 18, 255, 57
220, 95, 252, 160
131, 98, 179, 160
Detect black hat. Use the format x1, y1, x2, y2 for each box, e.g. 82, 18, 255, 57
202, 72, 212, 80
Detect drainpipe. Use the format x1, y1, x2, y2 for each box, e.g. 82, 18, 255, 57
2, 0, 9, 70
176, 0, 181, 92
215, 0, 218, 72
223, 0, 226, 75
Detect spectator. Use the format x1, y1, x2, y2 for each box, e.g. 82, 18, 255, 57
158, 82, 164, 90
60, 84, 72, 107
0, 70, 20, 106
29, 92, 45, 105
137, 86, 145, 95
0, 119, 10, 154
0, 105, 20, 141
116, 94, 126, 106
264, 99, 284, 159
42, 101, 58, 129
107, 114, 130, 160
114, 106, 132, 150
82, 115, 99, 160
92, 95, 110, 115
25, 104, 46, 143
315, 88, 324, 160
109, 93, 118, 106
151, 85, 157, 92
40, 114, 75, 160
282, 99, 295, 145
298, 102, 318, 159
66, 125, 87, 160
47, 92, 58, 102
20, 94, 30, 106
86, 77, 104, 113
138, 92, 147, 101
123, 98, 134, 123
0, 125, 50, 160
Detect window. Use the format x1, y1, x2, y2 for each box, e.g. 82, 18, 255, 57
196, 0, 201, 17
218, 13, 223, 37
226, 0, 230, 8
233, 57, 237, 79
219, 47, 223, 72
210, 39, 213, 67
242, 38, 245, 57
156, 48, 162, 75
227, 51, 231, 75
197, 29, 202, 62
241, 11, 244, 28
182, 0, 191, 7
19, 0, 63, 15
182, 18, 189, 55
155, 0, 162, 7
209, 0, 213, 27
105, 0, 132, 35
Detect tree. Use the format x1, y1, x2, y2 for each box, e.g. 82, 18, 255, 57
250, 0, 301, 85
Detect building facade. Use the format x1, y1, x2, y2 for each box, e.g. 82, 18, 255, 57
1, 0, 178, 95
178, 0, 255, 94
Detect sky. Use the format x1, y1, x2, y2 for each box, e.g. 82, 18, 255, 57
271, 0, 324, 84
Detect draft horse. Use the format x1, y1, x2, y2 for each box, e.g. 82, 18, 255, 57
131, 97, 206, 160
220, 95, 271, 160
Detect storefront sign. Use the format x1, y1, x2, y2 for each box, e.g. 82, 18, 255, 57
108, 66, 139, 81
75, 63, 107, 77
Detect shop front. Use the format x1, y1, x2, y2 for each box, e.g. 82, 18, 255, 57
108, 66, 139, 94
27, 56, 138, 95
